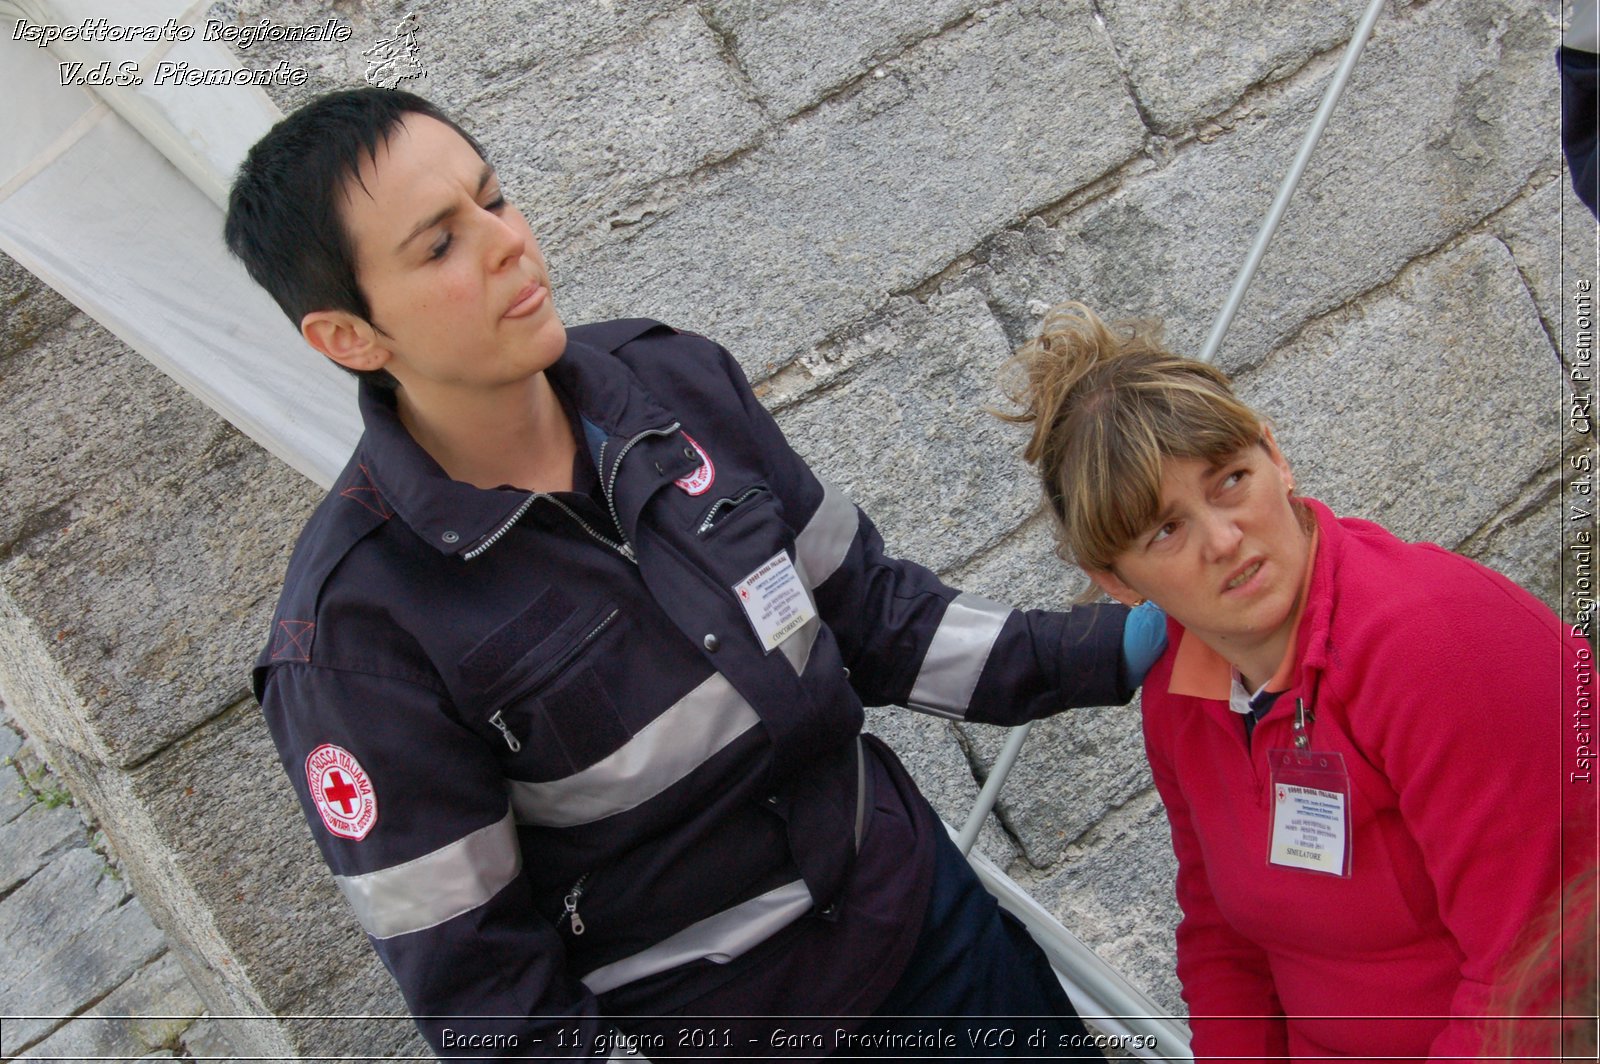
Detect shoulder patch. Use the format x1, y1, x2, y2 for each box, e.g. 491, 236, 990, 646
674, 433, 715, 496
306, 744, 378, 841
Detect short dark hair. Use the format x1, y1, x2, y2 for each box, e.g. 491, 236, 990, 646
223, 88, 486, 386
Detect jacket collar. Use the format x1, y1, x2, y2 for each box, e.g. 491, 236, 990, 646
352, 334, 678, 557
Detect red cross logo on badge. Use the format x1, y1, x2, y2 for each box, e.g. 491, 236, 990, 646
1276, 785, 1288, 803
674, 433, 715, 496
306, 744, 377, 841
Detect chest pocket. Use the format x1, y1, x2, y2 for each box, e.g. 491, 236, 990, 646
459, 588, 630, 780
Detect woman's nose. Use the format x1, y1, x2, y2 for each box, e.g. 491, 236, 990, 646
1198, 510, 1243, 562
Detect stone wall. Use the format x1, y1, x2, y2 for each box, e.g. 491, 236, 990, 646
1, 0, 1590, 1057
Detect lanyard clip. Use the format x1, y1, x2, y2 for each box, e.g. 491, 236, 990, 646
1293, 698, 1314, 750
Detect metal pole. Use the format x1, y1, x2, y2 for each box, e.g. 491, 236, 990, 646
956, 8, 1390, 1051
961, 0, 1391, 854
955, 721, 1031, 855
1197, 0, 1389, 364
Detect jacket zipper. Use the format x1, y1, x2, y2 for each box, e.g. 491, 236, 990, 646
558, 872, 591, 936
696, 486, 767, 536
483, 610, 621, 753
599, 422, 682, 561
487, 711, 522, 753
464, 422, 680, 563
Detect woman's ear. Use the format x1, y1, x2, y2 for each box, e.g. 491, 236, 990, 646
301, 310, 391, 374
1261, 422, 1294, 493
1088, 568, 1145, 607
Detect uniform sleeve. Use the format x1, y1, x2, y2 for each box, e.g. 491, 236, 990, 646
1346, 568, 1595, 1061
704, 338, 1135, 723
1560, 46, 1600, 218
258, 661, 627, 1060
1145, 710, 1290, 1063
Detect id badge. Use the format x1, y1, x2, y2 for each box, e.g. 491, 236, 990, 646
733, 551, 817, 654
1266, 748, 1353, 877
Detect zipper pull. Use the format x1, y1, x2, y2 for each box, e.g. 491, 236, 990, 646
488, 711, 522, 753
562, 879, 588, 935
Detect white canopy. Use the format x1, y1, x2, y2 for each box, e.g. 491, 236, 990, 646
0, 0, 358, 488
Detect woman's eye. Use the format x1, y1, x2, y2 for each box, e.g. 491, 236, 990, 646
1221, 469, 1247, 490
1149, 522, 1177, 546
427, 233, 452, 261
485, 194, 507, 213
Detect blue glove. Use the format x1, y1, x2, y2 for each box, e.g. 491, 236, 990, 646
1119, 600, 1169, 690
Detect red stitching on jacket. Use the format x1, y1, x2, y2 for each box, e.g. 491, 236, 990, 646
271, 620, 316, 662
340, 464, 394, 519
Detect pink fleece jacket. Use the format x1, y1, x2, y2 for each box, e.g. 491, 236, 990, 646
1142, 498, 1595, 1061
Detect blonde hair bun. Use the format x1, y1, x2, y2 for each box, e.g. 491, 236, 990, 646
999, 302, 1263, 576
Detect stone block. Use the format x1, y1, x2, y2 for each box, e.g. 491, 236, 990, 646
20, 953, 205, 1062
0, 253, 76, 362
0, 717, 23, 764
1096, 0, 1372, 132
1493, 175, 1595, 366
469, 7, 766, 247
964, 700, 1149, 870
0, 312, 320, 769
1462, 471, 1567, 618
773, 289, 1034, 575
1011, 787, 1184, 1017
207, 1, 762, 248
177, 1015, 244, 1062
556, 0, 1144, 379
1235, 234, 1559, 556
966, 0, 1558, 377
705, 0, 981, 116
0, 796, 82, 895
0, 848, 166, 1052
939, 511, 1090, 615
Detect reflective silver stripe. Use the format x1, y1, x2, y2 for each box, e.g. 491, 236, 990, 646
906, 593, 1014, 719
794, 477, 857, 590
579, 880, 813, 995
335, 807, 521, 940
510, 673, 760, 827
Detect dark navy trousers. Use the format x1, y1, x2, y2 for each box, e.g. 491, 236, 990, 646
840, 827, 1104, 1060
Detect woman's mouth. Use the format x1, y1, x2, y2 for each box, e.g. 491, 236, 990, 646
504, 282, 547, 319
1225, 560, 1263, 591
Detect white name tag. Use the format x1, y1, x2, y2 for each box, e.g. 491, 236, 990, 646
733, 552, 817, 654
1269, 783, 1349, 875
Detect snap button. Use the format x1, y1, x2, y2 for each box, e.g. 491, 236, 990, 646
703, 633, 720, 652
820, 903, 837, 917
765, 795, 779, 806
842, 666, 851, 679
441, 531, 460, 544
683, 445, 698, 460
654, 461, 665, 474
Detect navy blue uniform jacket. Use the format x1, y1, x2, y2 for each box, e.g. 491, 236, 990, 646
252, 320, 1132, 1055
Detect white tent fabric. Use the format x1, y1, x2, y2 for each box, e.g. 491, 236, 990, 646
2, 2, 1191, 1057
0, 0, 358, 488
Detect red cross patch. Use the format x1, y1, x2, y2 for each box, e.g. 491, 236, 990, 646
306, 744, 377, 841
674, 433, 715, 496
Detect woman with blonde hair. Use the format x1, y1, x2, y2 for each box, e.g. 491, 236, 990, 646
1003, 303, 1595, 1061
